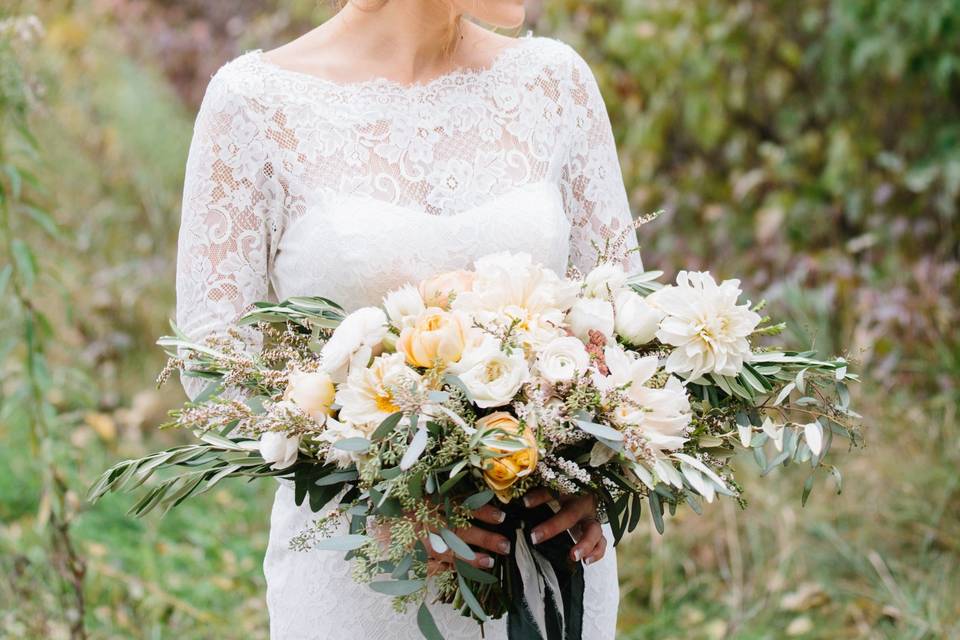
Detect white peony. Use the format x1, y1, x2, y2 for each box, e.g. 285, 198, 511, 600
613, 289, 664, 347
566, 297, 615, 340
320, 306, 389, 383
646, 271, 761, 379
453, 252, 579, 349
259, 428, 300, 470
582, 263, 628, 300
335, 352, 419, 431
382, 285, 425, 330
450, 335, 530, 408
536, 336, 590, 384
317, 417, 370, 469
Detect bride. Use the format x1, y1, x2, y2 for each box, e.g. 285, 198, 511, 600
174, 0, 641, 637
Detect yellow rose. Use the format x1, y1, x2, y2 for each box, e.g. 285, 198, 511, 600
476, 412, 539, 503
397, 308, 468, 368
282, 368, 336, 421
418, 270, 475, 308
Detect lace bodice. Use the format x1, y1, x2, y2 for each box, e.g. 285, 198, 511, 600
174, 32, 635, 639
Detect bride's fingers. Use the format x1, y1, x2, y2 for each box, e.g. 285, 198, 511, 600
521, 488, 555, 508
570, 519, 603, 563
455, 524, 512, 556
530, 495, 594, 544
471, 504, 506, 525
583, 529, 607, 565
426, 535, 498, 569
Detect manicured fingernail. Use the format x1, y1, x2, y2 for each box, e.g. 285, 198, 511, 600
498, 540, 511, 554
584, 556, 594, 565
480, 556, 495, 569
530, 530, 542, 544
573, 549, 582, 562
522, 495, 532, 507
493, 509, 506, 523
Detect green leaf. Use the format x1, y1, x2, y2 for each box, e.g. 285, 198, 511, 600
371, 411, 404, 441
648, 492, 664, 535
574, 419, 624, 441
369, 579, 424, 596
315, 469, 359, 486
417, 603, 444, 640
462, 490, 494, 511
454, 558, 497, 585
332, 437, 371, 452
311, 534, 369, 551
439, 528, 476, 560
456, 573, 489, 621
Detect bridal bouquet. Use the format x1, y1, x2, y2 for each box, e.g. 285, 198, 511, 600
90, 251, 861, 639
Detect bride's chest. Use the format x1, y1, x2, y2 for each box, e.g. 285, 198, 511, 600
271, 181, 571, 309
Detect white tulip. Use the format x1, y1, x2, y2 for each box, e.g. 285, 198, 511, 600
259, 429, 300, 470
382, 285, 425, 330
613, 289, 664, 346
320, 306, 388, 383
566, 297, 615, 340
582, 262, 628, 300
536, 336, 590, 384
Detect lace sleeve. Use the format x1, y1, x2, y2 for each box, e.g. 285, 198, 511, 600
559, 47, 642, 275
174, 66, 281, 401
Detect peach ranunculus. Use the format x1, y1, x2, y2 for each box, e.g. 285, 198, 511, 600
396, 307, 469, 368
476, 412, 539, 503
418, 270, 475, 309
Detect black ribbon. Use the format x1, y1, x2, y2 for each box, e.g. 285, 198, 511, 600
485, 500, 585, 640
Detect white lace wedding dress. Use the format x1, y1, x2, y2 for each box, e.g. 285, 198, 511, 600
175, 31, 641, 640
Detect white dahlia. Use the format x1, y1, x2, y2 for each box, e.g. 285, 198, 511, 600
335, 352, 420, 431
646, 271, 761, 379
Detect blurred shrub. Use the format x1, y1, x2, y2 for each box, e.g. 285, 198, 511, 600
537, 0, 959, 400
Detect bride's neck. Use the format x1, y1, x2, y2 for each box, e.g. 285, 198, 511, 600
326, 2, 468, 84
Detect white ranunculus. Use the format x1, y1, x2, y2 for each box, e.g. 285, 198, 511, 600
613, 289, 664, 347
283, 367, 335, 421
582, 262, 628, 300
317, 417, 370, 469
335, 352, 420, 431
566, 297, 615, 340
646, 271, 761, 379
382, 285, 425, 330
536, 336, 590, 384
259, 429, 300, 470
451, 336, 530, 408
320, 306, 389, 383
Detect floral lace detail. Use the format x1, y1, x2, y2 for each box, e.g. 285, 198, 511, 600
175, 32, 634, 638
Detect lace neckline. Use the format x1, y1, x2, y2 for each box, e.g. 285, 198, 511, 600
248, 31, 537, 96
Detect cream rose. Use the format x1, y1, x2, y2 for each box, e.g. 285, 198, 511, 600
418, 270, 475, 308
451, 337, 529, 408
536, 336, 590, 384
566, 297, 615, 340
396, 308, 469, 368
613, 289, 664, 347
283, 367, 336, 421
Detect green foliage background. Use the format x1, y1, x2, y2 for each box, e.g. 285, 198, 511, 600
1, 1, 957, 638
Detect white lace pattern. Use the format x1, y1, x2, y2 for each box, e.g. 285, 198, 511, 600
175, 32, 639, 639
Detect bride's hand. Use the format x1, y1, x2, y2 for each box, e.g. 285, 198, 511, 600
425, 503, 511, 573
522, 488, 606, 565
